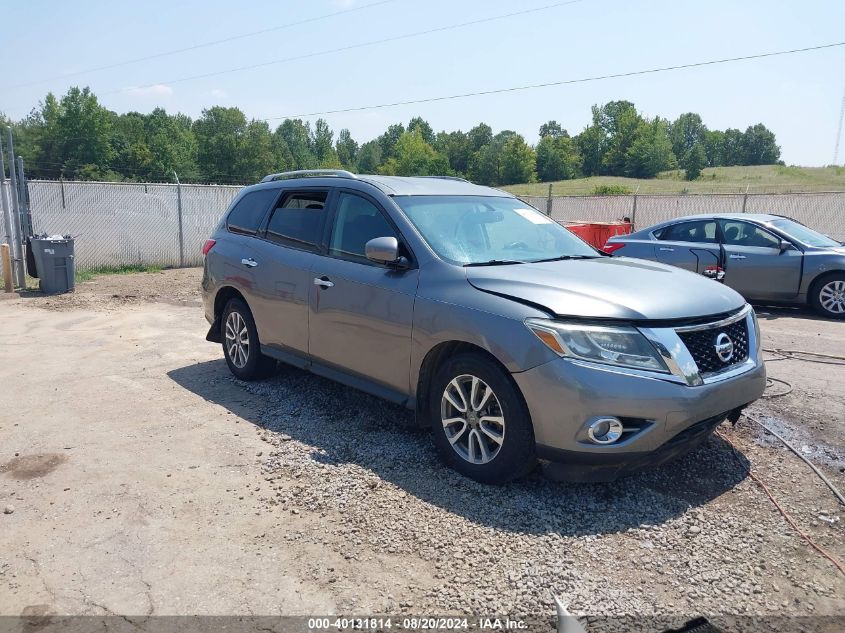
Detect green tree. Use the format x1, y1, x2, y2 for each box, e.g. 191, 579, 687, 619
407, 116, 435, 145
669, 113, 707, 162
25, 87, 115, 179
574, 124, 605, 177
681, 142, 707, 180
499, 134, 536, 185
721, 128, 745, 166
435, 130, 471, 175
741, 123, 781, 165
356, 140, 382, 173
703, 129, 725, 167
378, 130, 449, 176
468, 130, 516, 185
467, 123, 493, 153
535, 134, 582, 181
597, 101, 644, 175
624, 118, 677, 178
193, 106, 248, 182
275, 119, 316, 170
378, 123, 405, 160
312, 118, 340, 167
335, 128, 359, 170
538, 120, 566, 139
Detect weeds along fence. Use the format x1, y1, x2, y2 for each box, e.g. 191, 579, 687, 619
22, 180, 845, 271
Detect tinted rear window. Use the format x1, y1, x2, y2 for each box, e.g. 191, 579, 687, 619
266, 191, 328, 249
226, 189, 278, 235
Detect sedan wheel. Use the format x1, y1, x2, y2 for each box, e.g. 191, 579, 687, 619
819, 279, 845, 315
441, 374, 505, 465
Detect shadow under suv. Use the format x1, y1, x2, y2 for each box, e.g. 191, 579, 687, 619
201, 170, 766, 483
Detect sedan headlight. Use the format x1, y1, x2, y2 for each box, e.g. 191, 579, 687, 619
525, 318, 669, 373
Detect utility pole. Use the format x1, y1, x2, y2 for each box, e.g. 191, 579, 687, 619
834, 87, 845, 166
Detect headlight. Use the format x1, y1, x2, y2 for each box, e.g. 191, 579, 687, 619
525, 318, 669, 373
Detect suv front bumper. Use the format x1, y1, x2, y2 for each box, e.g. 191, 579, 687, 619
513, 352, 766, 481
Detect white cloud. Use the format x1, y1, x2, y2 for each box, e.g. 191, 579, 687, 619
210, 88, 228, 99
125, 84, 173, 97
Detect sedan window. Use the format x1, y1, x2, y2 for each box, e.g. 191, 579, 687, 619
720, 220, 780, 248
655, 220, 717, 243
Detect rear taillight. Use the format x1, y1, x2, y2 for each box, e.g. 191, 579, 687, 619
202, 239, 216, 256
603, 242, 625, 255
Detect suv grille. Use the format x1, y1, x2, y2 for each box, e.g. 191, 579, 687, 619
677, 318, 749, 375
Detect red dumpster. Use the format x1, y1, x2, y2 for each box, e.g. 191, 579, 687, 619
565, 221, 632, 250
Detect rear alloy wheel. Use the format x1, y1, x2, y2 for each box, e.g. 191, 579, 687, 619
221, 299, 277, 380
430, 352, 536, 484
811, 273, 845, 319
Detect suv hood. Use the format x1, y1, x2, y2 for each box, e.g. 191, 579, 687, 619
466, 257, 745, 321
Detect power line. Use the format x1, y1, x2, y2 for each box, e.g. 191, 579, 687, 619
6, 0, 401, 90
261, 40, 845, 120
14, 40, 845, 147
101, 0, 588, 95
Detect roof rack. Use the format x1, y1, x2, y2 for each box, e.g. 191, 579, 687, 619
260, 169, 358, 183
417, 175, 471, 183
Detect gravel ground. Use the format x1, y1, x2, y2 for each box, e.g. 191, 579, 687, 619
2, 269, 843, 631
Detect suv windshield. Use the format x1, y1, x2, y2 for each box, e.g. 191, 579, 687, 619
395, 195, 597, 265
770, 218, 842, 248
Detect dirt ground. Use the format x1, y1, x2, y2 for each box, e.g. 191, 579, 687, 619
1, 269, 843, 631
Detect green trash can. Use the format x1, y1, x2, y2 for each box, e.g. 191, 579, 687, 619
30, 236, 75, 294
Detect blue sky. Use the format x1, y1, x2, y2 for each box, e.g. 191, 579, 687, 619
3, 0, 844, 166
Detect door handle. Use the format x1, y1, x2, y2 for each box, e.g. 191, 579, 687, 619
659, 247, 674, 252
729, 254, 746, 260
313, 276, 334, 289
241, 257, 258, 268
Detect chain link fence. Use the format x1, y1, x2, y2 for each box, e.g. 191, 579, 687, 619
520, 191, 845, 241
20, 181, 845, 272
28, 180, 242, 270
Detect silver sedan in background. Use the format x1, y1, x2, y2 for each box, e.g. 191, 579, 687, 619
605, 213, 845, 318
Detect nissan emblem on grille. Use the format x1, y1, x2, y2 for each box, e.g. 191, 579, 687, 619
714, 332, 734, 362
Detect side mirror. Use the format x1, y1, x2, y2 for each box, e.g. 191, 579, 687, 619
779, 239, 792, 253
365, 236, 408, 267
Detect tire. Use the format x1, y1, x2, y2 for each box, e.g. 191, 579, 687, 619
810, 273, 845, 320
429, 352, 536, 484
221, 298, 277, 380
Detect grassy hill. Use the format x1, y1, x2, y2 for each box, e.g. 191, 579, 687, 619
503, 165, 845, 196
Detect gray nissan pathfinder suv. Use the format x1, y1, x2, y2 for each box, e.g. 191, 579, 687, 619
201, 170, 766, 484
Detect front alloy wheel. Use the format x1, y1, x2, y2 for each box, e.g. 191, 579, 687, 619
441, 375, 505, 465
819, 279, 845, 315
811, 273, 845, 319
430, 352, 536, 484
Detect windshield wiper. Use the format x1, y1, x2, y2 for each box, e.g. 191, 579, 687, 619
530, 254, 600, 263
464, 259, 526, 267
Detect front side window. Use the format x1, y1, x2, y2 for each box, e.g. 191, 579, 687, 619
265, 191, 327, 249
329, 193, 398, 262
226, 189, 278, 235
720, 220, 780, 248
656, 220, 717, 243
394, 196, 597, 265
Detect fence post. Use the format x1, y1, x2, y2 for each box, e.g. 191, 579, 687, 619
174, 172, 184, 267
5, 127, 25, 289
0, 151, 16, 288
546, 183, 553, 216
16, 156, 33, 237
741, 185, 749, 213
631, 186, 639, 230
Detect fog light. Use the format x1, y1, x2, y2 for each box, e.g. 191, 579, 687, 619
587, 417, 624, 444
